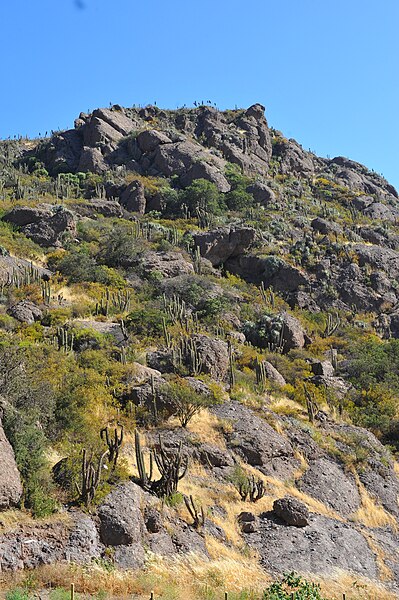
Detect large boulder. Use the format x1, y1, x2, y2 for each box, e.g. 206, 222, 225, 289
97, 481, 146, 546
273, 496, 309, 527
193, 226, 256, 266
211, 401, 298, 479
7, 300, 42, 325
187, 334, 229, 381
140, 251, 194, 279
5, 206, 77, 247
120, 180, 146, 213
136, 129, 172, 153
0, 420, 23, 510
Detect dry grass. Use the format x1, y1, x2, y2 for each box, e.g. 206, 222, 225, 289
186, 410, 229, 448
351, 474, 397, 530
361, 530, 393, 582
1, 559, 398, 600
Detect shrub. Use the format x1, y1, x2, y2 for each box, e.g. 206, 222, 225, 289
161, 378, 216, 427
262, 572, 331, 599
181, 179, 225, 215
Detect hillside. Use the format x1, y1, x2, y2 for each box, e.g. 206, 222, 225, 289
1, 102, 399, 599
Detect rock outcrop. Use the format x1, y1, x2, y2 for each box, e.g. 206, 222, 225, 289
0, 420, 23, 510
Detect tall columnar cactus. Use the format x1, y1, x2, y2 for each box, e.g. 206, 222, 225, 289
100, 424, 124, 468
303, 384, 319, 424
56, 326, 74, 352
184, 495, 205, 529
323, 312, 340, 338
75, 448, 108, 506
238, 475, 265, 502
135, 429, 154, 491
255, 358, 268, 389
228, 340, 235, 389
193, 245, 202, 275
152, 437, 188, 498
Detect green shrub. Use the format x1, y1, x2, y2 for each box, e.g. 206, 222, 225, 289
181, 179, 225, 215
262, 572, 331, 599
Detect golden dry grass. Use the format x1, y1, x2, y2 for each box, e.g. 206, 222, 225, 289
1, 558, 397, 600
351, 474, 397, 530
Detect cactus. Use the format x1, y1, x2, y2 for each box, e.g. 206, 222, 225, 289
238, 475, 265, 502
255, 358, 268, 389
41, 280, 51, 305
260, 282, 275, 308
100, 424, 124, 468
184, 494, 205, 529
152, 436, 188, 498
228, 340, 235, 389
75, 448, 108, 506
56, 326, 74, 352
193, 245, 202, 275
135, 429, 154, 491
303, 384, 318, 424
134, 430, 188, 498
323, 312, 340, 338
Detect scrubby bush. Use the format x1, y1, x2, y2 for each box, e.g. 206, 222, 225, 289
161, 377, 216, 427
181, 179, 225, 215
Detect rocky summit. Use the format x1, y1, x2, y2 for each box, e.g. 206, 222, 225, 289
1, 102, 399, 598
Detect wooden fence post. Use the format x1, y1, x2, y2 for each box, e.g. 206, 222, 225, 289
70, 583, 75, 600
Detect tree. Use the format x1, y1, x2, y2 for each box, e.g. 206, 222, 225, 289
162, 378, 214, 427
181, 179, 224, 215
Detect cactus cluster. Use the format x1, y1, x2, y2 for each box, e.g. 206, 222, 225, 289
135, 430, 188, 498
100, 424, 124, 468
56, 325, 74, 352
95, 288, 132, 316
75, 448, 108, 506
238, 475, 265, 502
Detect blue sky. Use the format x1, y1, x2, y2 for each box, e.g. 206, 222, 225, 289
1, 0, 398, 189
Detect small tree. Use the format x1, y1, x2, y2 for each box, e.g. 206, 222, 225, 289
162, 378, 214, 427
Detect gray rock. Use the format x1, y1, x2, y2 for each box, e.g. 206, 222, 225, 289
3, 206, 51, 227
311, 360, 335, 377
21, 207, 76, 247
140, 251, 194, 278
273, 496, 309, 527
311, 217, 342, 236
97, 481, 145, 546
193, 226, 256, 267
7, 300, 42, 325
248, 513, 377, 579
72, 199, 123, 218
281, 313, 311, 351
0, 420, 23, 510
78, 147, 108, 173
297, 458, 360, 517
120, 180, 146, 213
199, 443, 234, 468
258, 361, 286, 386
212, 402, 298, 479
188, 334, 229, 381
113, 544, 145, 570
136, 129, 172, 153
247, 182, 276, 205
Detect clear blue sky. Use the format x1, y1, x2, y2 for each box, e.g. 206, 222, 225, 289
1, 0, 398, 189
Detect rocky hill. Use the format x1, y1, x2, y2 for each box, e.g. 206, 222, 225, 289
0, 102, 399, 599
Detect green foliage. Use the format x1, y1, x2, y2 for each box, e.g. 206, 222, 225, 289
262, 572, 331, 599
161, 377, 217, 427
5, 589, 32, 600
127, 307, 169, 339
5, 416, 57, 517
181, 179, 225, 215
